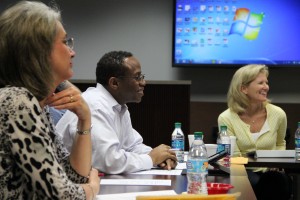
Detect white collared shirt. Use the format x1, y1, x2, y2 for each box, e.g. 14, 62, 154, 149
56, 83, 153, 174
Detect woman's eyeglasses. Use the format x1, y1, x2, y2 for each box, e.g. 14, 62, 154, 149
64, 37, 74, 50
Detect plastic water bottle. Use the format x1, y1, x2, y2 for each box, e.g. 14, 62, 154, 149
171, 122, 185, 162
295, 122, 300, 161
186, 132, 208, 195
216, 125, 231, 164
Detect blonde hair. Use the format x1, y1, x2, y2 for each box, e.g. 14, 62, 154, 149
0, 1, 61, 100
227, 64, 270, 113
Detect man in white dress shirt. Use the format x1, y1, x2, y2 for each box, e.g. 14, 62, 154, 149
56, 51, 177, 174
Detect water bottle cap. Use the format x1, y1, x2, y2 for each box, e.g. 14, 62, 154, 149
220, 125, 227, 131
174, 122, 181, 128
194, 131, 203, 137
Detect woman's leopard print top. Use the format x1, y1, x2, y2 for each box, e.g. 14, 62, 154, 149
0, 86, 88, 199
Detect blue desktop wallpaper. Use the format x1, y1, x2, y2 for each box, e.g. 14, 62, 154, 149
173, 0, 300, 66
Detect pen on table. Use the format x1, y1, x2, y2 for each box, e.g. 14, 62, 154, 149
98, 172, 105, 177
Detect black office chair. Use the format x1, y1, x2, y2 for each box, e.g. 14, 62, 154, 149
285, 128, 290, 147
212, 126, 219, 143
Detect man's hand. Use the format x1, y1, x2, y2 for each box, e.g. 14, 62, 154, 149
158, 158, 177, 170
148, 144, 177, 169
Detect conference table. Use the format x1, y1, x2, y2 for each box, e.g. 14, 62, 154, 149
246, 157, 300, 200
98, 163, 256, 200
246, 157, 300, 169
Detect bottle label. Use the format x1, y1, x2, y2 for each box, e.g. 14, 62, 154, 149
295, 138, 300, 148
217, 144, 231, 154
171, 139, 184, 150
172, 149, 184, 163
186, 160, 208, 173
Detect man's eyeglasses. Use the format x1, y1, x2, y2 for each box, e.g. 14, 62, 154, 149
65, 37, 74, 50
118, 74, 145, 82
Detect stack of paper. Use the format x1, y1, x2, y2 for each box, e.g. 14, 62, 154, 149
255, 150, 295, 158
230, 157, 248, 164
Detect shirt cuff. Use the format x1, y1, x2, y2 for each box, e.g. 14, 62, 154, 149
140, 154, 154, 169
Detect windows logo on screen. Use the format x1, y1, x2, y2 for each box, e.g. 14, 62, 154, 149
229, 8, 265, 40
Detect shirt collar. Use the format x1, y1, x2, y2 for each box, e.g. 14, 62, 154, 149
96, 83, 128, 113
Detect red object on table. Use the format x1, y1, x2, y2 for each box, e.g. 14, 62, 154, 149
207, 182, 234, 194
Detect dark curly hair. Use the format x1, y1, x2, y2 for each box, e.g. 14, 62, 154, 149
96, 51, 133, 85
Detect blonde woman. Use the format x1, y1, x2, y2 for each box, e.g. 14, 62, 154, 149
218, 64, 291, 200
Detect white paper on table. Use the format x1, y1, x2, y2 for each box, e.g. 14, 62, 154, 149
96, 190, 177, 200
175, 162, 186, 170
100, 179, 171, 186
132, 169, 182, 175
